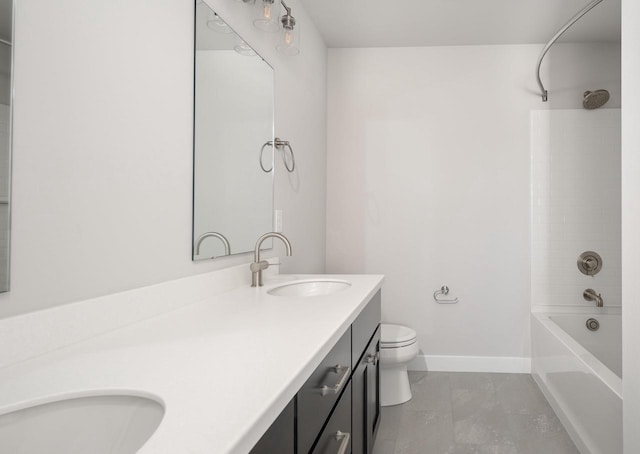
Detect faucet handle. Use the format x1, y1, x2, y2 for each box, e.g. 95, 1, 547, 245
250, 260, 270, 272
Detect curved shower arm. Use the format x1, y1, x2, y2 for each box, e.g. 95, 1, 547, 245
536, 0, 603, 102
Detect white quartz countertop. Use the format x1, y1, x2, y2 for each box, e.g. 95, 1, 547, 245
0, 274, 384, 453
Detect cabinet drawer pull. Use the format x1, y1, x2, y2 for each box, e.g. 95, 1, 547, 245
366, 352, 380, 366
321, 365, 351, 396
334, 430, 350, 454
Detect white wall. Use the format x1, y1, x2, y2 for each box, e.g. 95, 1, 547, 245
546, 43, 621, 109
0, 0, 327, 318
326, 43, 620, 367
622, 0, 640, 451
531, 109, 621, 308
327, 45, 537, 365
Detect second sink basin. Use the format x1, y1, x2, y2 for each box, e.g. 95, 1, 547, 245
268, 279, 352, 297
0, 394, 164, 454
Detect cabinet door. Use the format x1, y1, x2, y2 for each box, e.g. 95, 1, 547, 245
365, 328, 381, 453
249, 398, 295, 454
352, 326, 381, 454
352, 353, 367, 454
352, 291, 381, 368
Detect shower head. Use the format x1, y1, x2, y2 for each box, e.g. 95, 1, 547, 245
583, 90, 610, 109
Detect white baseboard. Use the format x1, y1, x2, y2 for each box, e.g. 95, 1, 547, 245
408, 354, 531, 374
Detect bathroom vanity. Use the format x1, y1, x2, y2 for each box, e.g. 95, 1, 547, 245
0, 270, 384, 454
251, 291, 381, 454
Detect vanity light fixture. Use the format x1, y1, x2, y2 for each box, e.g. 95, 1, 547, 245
276, 1, 299, 56
253, 0, 281, 32
239, 0, 301, 56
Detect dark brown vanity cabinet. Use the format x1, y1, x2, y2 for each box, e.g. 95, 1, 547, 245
250, 290, 381, 454
249, 398, 295, 454
351, 292, 381, 454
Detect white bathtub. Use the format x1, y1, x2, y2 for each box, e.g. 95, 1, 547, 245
531, 310, 622, 454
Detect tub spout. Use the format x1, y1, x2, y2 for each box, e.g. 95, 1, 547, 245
583, 288, 603, 307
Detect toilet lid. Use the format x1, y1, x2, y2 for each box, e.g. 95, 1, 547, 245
380, 324, 417, 347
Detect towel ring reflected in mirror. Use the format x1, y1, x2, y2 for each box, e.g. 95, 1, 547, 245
260, 137, 295, 173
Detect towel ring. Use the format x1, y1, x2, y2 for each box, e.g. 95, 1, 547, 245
259, 142, 273, 173
259, 138, 296, 173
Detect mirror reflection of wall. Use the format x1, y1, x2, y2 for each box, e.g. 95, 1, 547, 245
0, 0, 12, 292
193, 3, 274, 261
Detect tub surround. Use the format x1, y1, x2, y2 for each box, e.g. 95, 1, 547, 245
0, 267, 384, 453
531, 109, 622, 309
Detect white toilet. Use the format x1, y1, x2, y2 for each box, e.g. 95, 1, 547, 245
379, 323, 419, 407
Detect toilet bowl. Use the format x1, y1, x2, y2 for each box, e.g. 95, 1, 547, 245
379, 324, 419, 406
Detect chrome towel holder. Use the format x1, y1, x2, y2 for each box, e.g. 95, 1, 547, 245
260, 137, 296, 173
433, 285, 459, 304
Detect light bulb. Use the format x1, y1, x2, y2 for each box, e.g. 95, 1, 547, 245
253, 0, 280, 32
284, 29, 293, 45
277, 24, 299, 56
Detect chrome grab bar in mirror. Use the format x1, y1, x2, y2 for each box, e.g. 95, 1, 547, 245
194, 232, 231, 257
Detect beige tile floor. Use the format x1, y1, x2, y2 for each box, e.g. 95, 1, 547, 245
372, 371, 580, 454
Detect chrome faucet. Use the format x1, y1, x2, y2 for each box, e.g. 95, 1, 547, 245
583, 288, 604, 307
251, 232, 292, 287
195, 232, 231, 257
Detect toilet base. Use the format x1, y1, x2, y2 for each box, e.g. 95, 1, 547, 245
380, 365, 412, 406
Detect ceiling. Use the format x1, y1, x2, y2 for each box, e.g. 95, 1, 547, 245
0, 1, 621, 49
299, 0, 621, 48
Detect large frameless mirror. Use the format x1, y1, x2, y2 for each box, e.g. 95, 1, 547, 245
0, 0, 12, 292
193, 2, 274, 260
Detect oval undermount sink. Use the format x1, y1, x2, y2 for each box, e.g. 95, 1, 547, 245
268, 279, 352, 297
0, 394, 164, 454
